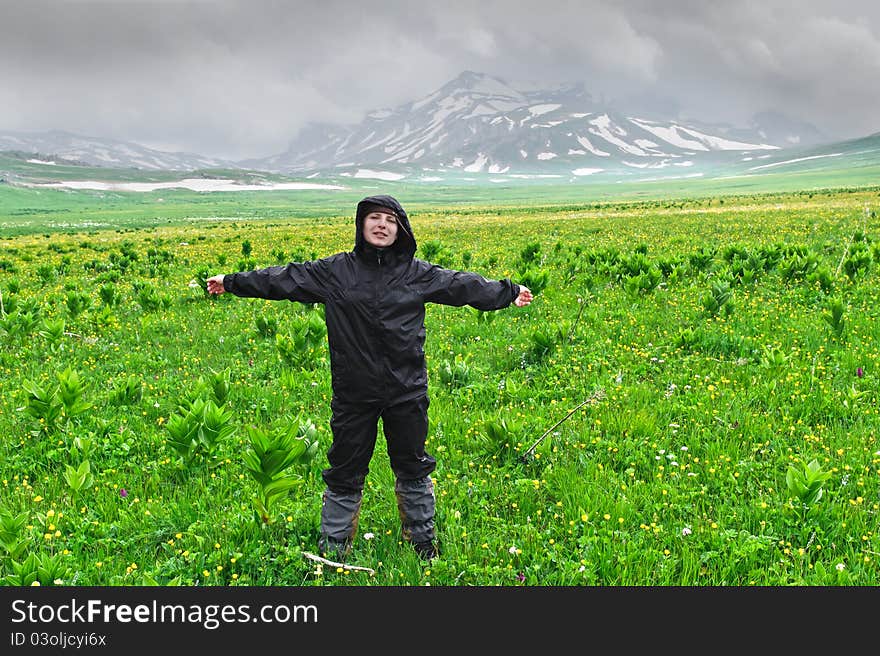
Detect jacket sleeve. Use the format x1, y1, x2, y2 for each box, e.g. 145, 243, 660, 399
419, 262, 519, 310
223, 260, 330, 304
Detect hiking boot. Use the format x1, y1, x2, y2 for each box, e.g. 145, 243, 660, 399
412, 539, 438, 561
317, 535, 352, 562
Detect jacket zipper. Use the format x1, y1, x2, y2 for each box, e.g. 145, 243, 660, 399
375, 249, 389, 402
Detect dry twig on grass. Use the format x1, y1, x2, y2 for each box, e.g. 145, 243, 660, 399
519, 388, 606, 462
302, 551, 376, 575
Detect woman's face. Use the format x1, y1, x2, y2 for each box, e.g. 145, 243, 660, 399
363, 211, 399, 248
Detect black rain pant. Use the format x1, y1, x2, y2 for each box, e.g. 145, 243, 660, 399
320, 395, 437, 547
322, 394, 436, 493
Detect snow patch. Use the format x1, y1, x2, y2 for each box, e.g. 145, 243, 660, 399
627, 119, 707, 151
589, 115, 647, 156
639, 173, 705, 181
464, 154, 488, 172
747, 153, 843, 171
537, 152, 557, 160
26, 178, 346, 192
676, 125, 778, 151
353, 169, 406, 180
572, 168, 603, 176
575, 134, 610, 157
27, 158, 56, 165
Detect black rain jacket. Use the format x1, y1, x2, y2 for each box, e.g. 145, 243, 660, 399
223, 194, 520, 404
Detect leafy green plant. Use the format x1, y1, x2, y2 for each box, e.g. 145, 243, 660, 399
72, 434, 95, 460
760, 345, 790, 370
688, 247, 715, 273
519, 242, 541, 266
438, 358, 472, 389
38, 317, 65, 346
478, 416, 523, 457
206, 368, 231, 407
0, 509, 29, 560
134, 284, 164, 312
3, 552, 40, 586
56, 366, 92, 418
65, 291, 91, 319
275, 312, 326, 368
779, 252, 819, 282
35, 552, 70, 586
166, 398, 236, 467
109, 376, 144, 406
36, 263, 55, 286
243, 417, 319, 524
63, 460, 94, 496
255, 314, 279, 338
194, 266, 211, 297
99, 283, 119, 306
786, 459, 832, 508
624, 268, 662, 298
807, 266, 834, 293
701, 280, 734, 317
517, 268, 549, 295
420, 240, 443, 261
527, 325, 564, 364
21, 379, 63, 434
822, 298, 846, 340
842, 243, 872, 281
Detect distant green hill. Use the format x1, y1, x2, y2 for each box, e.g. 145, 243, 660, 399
2, 133, 879, 237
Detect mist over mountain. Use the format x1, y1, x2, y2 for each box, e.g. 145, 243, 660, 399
241, 71, 829, 178
0, 71, 833, 181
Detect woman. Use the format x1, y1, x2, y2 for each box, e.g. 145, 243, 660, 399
207, 194, 533, 561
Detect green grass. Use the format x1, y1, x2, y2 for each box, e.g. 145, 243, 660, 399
1, 186, 880, 586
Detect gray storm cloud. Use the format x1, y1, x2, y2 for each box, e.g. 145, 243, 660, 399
1, 0, 878, 160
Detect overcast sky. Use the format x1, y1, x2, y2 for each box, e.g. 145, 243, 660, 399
3, 0, 878, 160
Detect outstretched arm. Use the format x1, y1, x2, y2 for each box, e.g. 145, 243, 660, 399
206, 261, 330, 304
419, 262, 533, 310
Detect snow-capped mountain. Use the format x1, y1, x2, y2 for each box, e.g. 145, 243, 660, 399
0, 130, 238, 171
0, 72, 829, 180
243, 71, 825, 178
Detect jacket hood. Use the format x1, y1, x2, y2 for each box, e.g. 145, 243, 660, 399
354, 194, 416, 260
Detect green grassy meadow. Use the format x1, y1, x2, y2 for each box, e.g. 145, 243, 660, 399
1, 181, 880, 586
